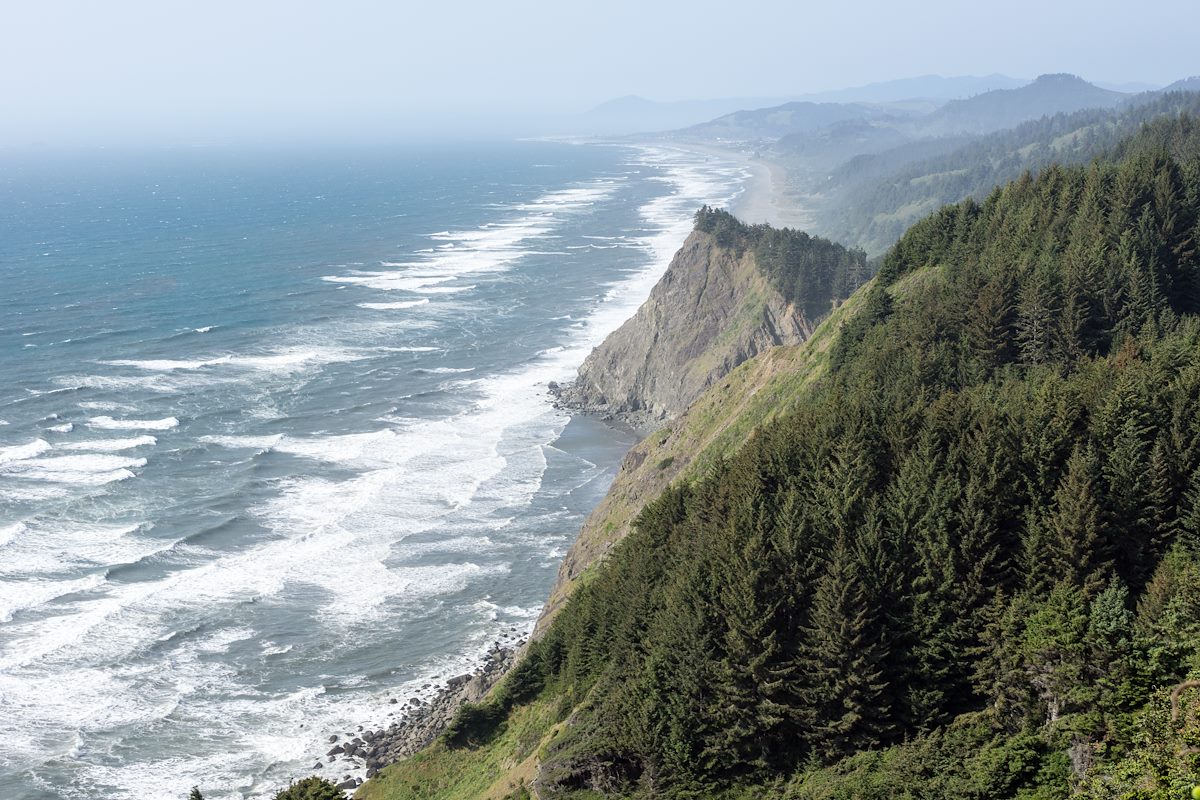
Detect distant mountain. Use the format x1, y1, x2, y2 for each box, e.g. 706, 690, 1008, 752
679, 101, 883, 142
573, 94, 802, 135
1096, 80, 1161, 92
793, 73, 1027, 104
916, 73, 1128, 135
1163, 76, 1200, 93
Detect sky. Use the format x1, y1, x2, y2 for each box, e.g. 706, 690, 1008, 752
1, 0, 1196, 146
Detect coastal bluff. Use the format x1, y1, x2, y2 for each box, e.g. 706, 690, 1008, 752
553, 227, 815, 426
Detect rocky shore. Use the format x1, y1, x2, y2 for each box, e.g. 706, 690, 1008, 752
314, 640, 521, 793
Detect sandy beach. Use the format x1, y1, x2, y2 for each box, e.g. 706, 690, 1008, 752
664, 141, 815, 231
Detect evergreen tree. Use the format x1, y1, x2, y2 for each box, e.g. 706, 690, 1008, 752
1044, 444, 1110, 592
797, 536, 891, 762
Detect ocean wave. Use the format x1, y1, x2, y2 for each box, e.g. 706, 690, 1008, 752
58, 435, 157, 452
0, 439, 53, 462
321, 178, 622, 300
4, 453, 147, 485
102, 356, 232, 371
357, 299, 431, 310
198, 434, 283, 450
88, 416, 179, 431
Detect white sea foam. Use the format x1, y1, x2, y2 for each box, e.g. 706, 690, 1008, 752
229, 346, 365, 373
198, 434, 284, 450
47, 422, 75, 433
88, 416, 179, 431
0, 439, 52, 462
321, 179, 621, 299
102, 356, 232, 370
0, 521, 25, 548
413, 367, 475, 375
4, 454, 147, 485
58, 436, 157, 452
357, 299, 430, 310
0, 574, 107, 623
78, 401, 137, 411
411, 284, 475, 294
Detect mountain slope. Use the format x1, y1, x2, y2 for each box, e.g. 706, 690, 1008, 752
914, 72, 1128, 135
359, 115, 1200, 800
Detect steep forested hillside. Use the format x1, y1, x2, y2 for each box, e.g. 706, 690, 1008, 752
362, 117, 1200, 800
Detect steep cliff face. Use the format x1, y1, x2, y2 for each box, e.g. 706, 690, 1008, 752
556, 229, 814, 424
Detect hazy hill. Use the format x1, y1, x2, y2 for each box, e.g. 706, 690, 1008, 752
680, 100, 882, 142
913, 72, 1128, 135
792, 73, 1027, 104
573, 94, 802, 135
813, 90, 1200, 253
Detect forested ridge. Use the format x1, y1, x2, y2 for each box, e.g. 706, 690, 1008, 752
367, 117, 1200, 800
811, 91, 1200, 255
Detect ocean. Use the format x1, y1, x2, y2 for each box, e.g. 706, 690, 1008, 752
0, 140, 746, 799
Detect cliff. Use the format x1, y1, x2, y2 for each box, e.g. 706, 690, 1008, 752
554, 228, 815, 425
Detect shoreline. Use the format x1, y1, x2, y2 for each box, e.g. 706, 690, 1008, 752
660, 140, 815, 230
308, 141, 753, 794
317, 640, 522, 792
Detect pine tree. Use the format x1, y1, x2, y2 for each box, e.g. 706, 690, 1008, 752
702, 495, 793, 776
1178, 466, 1200, 556
189, 789, 204, 800
796, 536, 891, 763
963, 271, 1016, 378
1015, 269, 1061, 366
1021, 581, 1090, 723
1044, 444, 1111, 593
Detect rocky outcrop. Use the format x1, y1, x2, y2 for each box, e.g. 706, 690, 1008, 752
555, 230, 814, 426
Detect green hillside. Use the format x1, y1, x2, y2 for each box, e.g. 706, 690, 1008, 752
360, 115, 1200, 800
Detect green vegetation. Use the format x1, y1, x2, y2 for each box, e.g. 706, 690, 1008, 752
274, 776, 345, 800
693, 205, 868, 313
366, 117, 1200, 799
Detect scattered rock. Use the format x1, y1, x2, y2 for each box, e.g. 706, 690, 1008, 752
308, 640, 523, 785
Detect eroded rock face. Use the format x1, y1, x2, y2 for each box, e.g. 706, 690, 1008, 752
556, 230, 813, 425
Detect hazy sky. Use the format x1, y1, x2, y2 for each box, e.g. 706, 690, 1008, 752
2, 0, 1196, 145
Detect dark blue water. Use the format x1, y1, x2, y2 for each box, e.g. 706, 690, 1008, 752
0, 141, 745, 799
